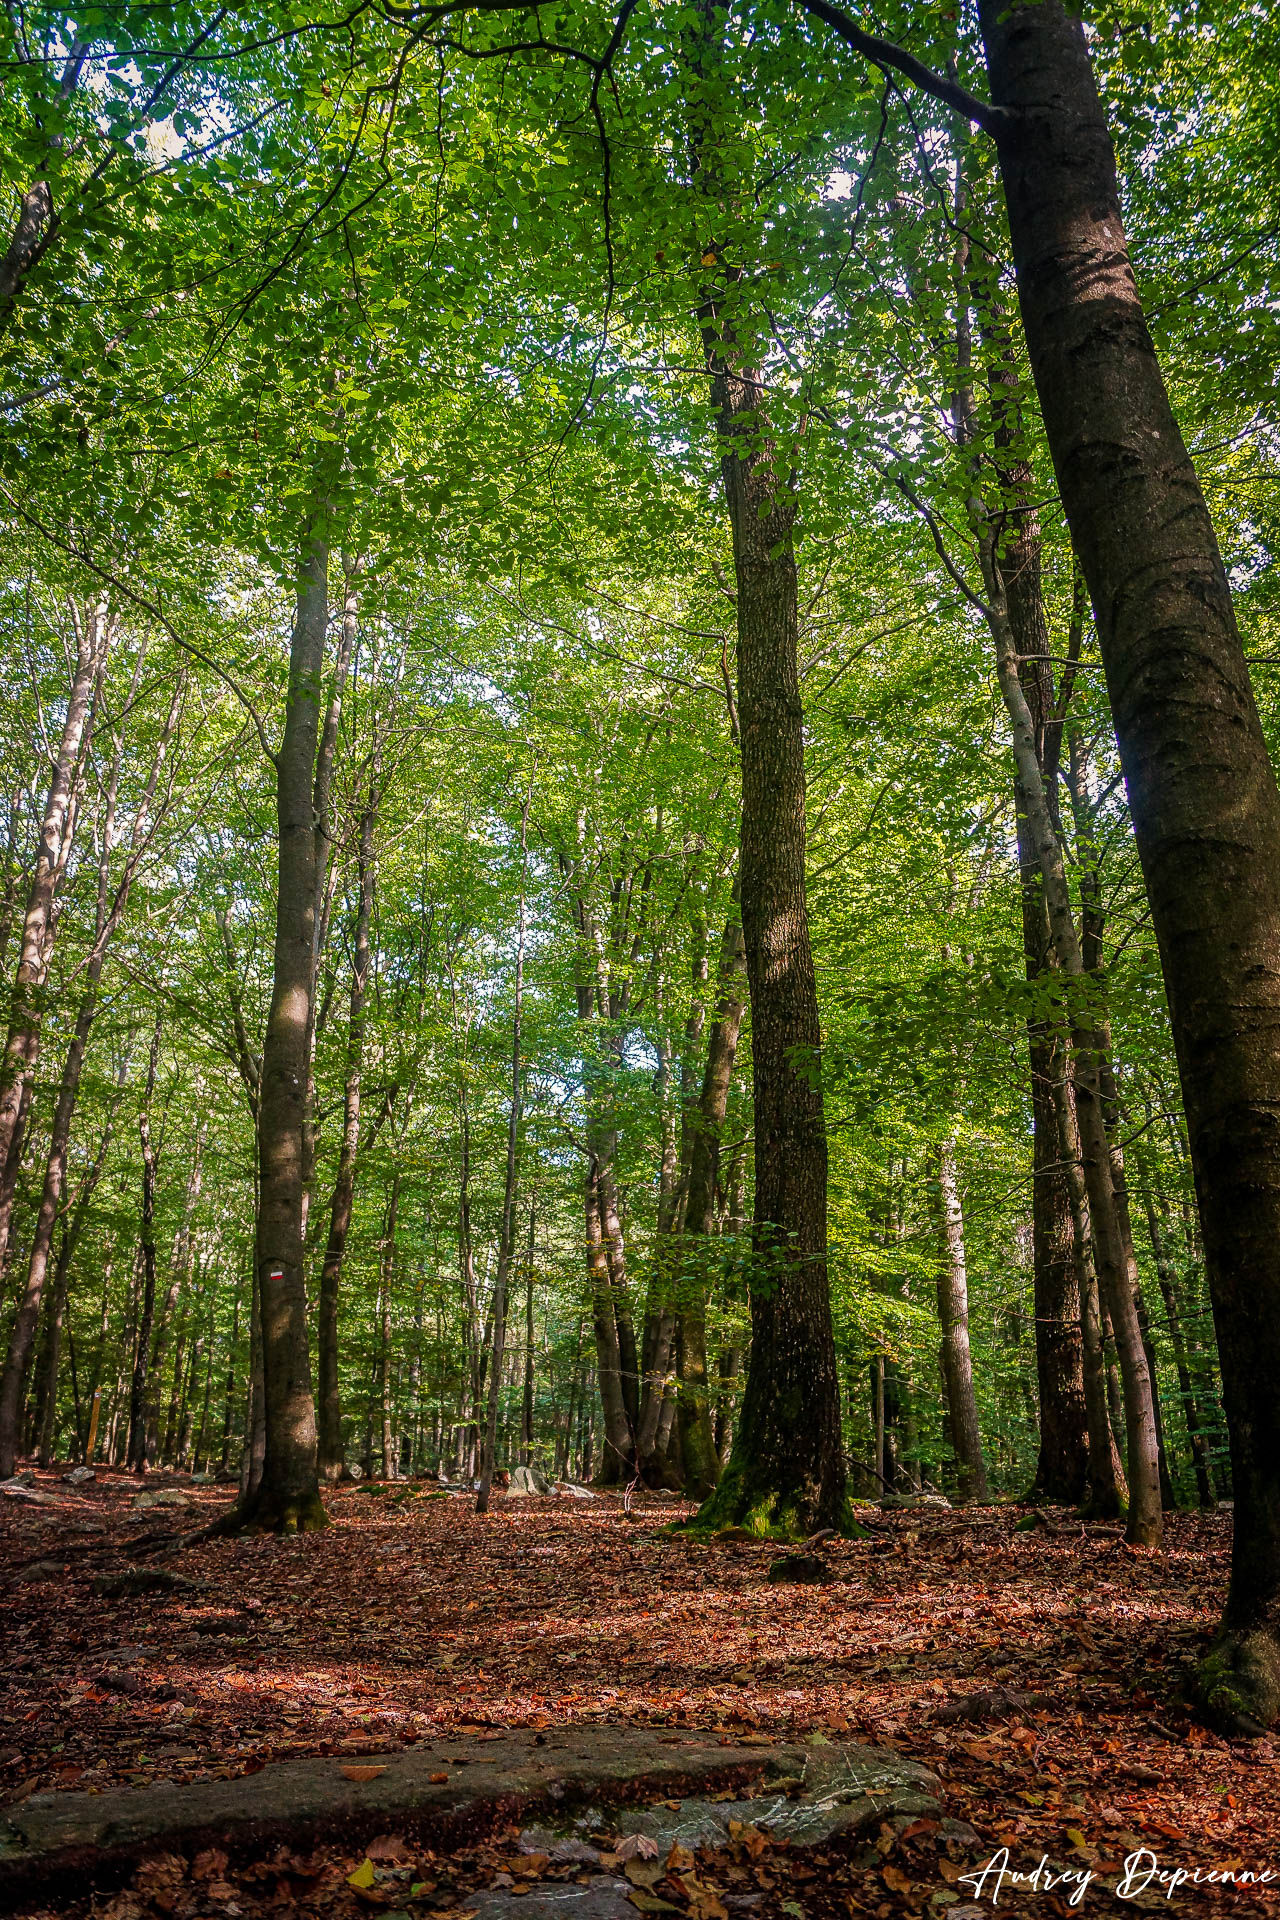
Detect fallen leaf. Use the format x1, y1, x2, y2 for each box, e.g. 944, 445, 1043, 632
616, 1833, 661, 1861
342, 1765, 389, 1783
348, 1859, 378, 1889
367, 1834, 415, 1862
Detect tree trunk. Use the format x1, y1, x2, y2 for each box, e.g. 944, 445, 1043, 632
968, 0, 1280, 1719
689, 315, 846, 1532
933, 1138, 988, 1502
317, 777, 379, 1481
676, 894, 746, 1499
1026, 1024, 1088, 1503
0, 597, 109, 1276
126, 1013, 163, 1471
477, 788, 530, 1514
231, 525, 330, 1533
1140, 1175, 1215, 1509
379, 1172, 401, 1481
583, 1152, 634, 1481
522, 1206, 536, 1467
1051, 1062, 1127, 1516
300, 566, 359, 1248
147, 1120, 205, 1464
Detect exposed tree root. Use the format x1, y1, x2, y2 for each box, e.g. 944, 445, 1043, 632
200, 1487, 328, 1540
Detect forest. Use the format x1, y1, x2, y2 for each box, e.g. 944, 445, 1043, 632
2, 0, 1280, 1911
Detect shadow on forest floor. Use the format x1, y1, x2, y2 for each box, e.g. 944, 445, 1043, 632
2, 1475, 1278, 1916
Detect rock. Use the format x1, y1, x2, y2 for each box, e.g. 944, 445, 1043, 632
0, 1727, 937, 1901
92, 1567, 205, 1599
767, 1553, 832, 1585
508, 1465, 552, 1496
471, 1882, 634, 1920
517, 1828, 603, 1865
610, 1742, 939, 1852
557, 1482, 598, 1500
878, 1493, 951, 1511
14, 1559, 67, 1582
1, 1475, 56, 1504
62, 1466, 95, 1485
131, 1488, 190, 1510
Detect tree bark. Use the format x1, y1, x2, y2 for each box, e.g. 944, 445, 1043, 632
676, 893, 746, 1499
1051, 1061, 1127, 1517
0, 597, 109, 1277
522, 1206, 536, 1467
230, 524, 330, 1533
966, 0, 1280, 1717
378, 1172, 401, 1480
126, 1013, 163, 1471
316, 774, 379, 1481
1140, 1173, 1216, 1509
932, 1138, 989, 1502
477, 785, 530, 1514
690, 323, 845, 1533
0, 652, 173, 1480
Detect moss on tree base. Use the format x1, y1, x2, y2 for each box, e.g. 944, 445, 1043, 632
208, 1485, 328, 1538
1195, 1629, 1280, 1737
685, 1453, 855, 1541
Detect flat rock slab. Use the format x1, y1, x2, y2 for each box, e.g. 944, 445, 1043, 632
470, 1879, 637, 1920
0, 1729, 938, 1911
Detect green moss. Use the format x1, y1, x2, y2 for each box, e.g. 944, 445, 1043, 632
1194, 1632, 1280, 1736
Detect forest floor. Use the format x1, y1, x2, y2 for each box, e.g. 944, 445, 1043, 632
2, 1473, 1278, 1916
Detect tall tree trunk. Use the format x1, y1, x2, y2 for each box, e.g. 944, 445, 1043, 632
584, 1156, 634, 1482
478, 788, 530, 1515
220, 1283, 242, 1474
231, 524, 330, 1533
34, 1085, 124, 1467
676, 895, 746, 1499
0, 596, 109, 1275
689, 333, 845, 1531
300, 566, 359, 1247
147, 1120, 205, 1463
31, 1233, 70, 1466
378, 1172, 401, 1480
317, 779, 378, 1481
126, 1012, 163, 1471
933, 1139, 988, 1501
1140, 1175, 1216, 1509
522, 1206, 536, 1467
1051, 1062, 1127, 1516
636, 916, 711, 1480
969, 0, 1280, 1721
0, 652, 173, 1479
1026, 1024, 1088, 1503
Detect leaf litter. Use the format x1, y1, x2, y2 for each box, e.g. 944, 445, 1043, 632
2, 1473, 1279, 1915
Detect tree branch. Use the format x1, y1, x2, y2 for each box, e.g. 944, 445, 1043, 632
795, 0, 1012, 138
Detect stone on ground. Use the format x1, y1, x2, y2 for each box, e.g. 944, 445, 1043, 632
0, 1726, 939, 1904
